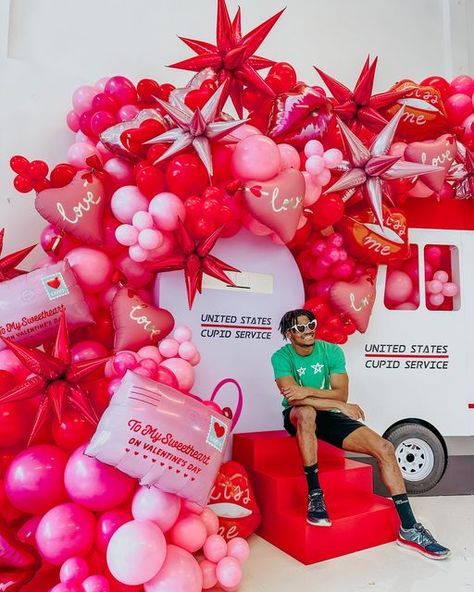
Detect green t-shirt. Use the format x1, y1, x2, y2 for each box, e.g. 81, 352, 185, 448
271, 340, 346, 408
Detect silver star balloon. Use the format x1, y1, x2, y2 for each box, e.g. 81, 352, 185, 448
145, 83, 248, 177
325, 107, 443, 227
447, 141, 474, 200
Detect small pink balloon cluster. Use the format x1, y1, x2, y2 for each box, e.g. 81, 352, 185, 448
302, 140, 343, 206
426, 270, 459, 307
105, 325, 200, 394
53, 557, 109, 592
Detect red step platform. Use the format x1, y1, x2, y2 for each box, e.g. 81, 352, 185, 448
233, 430, 399, 564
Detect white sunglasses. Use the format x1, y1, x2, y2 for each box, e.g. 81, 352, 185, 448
289, 319, 317, 333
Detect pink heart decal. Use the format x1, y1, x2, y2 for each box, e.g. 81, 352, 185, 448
35, 171, 105, 245
112, 288, 175, 351
243, 168, 305, 243
329, 275, 376, 333
404, 134, 456, 192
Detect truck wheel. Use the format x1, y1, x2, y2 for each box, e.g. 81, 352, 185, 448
384, 423, 447, 494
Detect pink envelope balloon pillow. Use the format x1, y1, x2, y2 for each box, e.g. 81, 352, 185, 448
85, 370, 232, 507
0, 261, 93, 350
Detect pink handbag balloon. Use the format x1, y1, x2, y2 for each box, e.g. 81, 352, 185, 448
242, 168, 305, 243
85, 371, 233, 507
329, 275, 376, 333
112, 288, 175, 351
35, 170, 105, 245
0, 261, 93, 349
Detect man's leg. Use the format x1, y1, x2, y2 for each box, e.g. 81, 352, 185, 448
342, 426, 450, 559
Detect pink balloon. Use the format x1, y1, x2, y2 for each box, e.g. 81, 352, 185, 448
409, 179, 434, 198
200, 507, 219, 536
107, 520, 166, 586
278, 143, 300, 170
67, 142, 101, 169
203, 534, 228, 563
114, 254, 153, 289
82, 575, 111, 592
323, 148, 343, 168
429, 293, 445, 307
243, 213, 272, 236
143, 544, 202, 592
118, 104, 140, 122
67, 110, 80, 132
389, 141, 408, 158
64, 445, 135, 512
173, 326, 193, 344
73, 85, 99, 115
462, 113, 474, 143
65, 247, 113, 293
433, 270, 449, 283
137, 346, 162, 364
451, 74, 474, 95
95, 77, 110, 92
304, 140, 324, 157
5, 444, 68, 514
96, 141, 114, 163
128, 247, 149, 266
160, 358, 194, 391
105, 76, 137, 107
445, 93, 473, 125
216, 556, 242, 589
178, 341, 197, 361
228, 124, 261, 141
227, 537, 250, 563
131, 486, 181, 533
394, 302, 418, 310
427, 279, 443, 294
36, 502, 96, 565
113, 351, 138, 376
200, 559, 218, 589
71, 340, 109, 363
442, 281, 459, 297
138, 229, 163, 250
116, 224, 139, 247
132, 211, 154, 231
75, 130, 95, 145
424, 245, 443, 268
313, 168, 331, 186
95, 509, 132, 553
385, 271, 413, 303
51, 584, 84, 592
188, 350, 201, 366
158, 338, 180, 358
305, 155, 325, 176
148, 192, 186, 231
302, 171, 322, 206
60, 556, 90, 583
111, 186, 149, 223
232, 135, 281, 181
104, 158, 134, 187
169, 513, 207, 553
145, 231, 176, 261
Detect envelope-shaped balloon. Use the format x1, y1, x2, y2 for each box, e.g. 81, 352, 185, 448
85, 371, 232, 507
0, 261, 93, 349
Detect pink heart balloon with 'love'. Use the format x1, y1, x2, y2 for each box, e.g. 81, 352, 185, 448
242, 168, 305, 243
404, 134, 456, 192
329, 275, 376, 333
112, 288, 175, 351
35, 171, 105, 245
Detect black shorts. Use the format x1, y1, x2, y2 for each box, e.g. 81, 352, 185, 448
282, 406, 364, 449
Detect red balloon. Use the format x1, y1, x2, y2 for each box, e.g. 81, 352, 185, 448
266, 62, 297, 94
52, 408, 96, 452
28, 160, 49, 181
184, 88, 212, 110
0, 369, 16, 392
304, 296, 332, 323
79, 110, 95, 138
0, 449, 20, 479
286, 220, 313, 252
159, 83, 175, 101
135, 165, 166, 197
165, 153, 209, 198
13, 174, 33, 194
10, 155, 30, 174
0, 401, 35, 449
310, 193, 345, 229
49, 163, 77, 188
105, 76, 138, 107
137, 79, 161, 102
420, 76, 452, 99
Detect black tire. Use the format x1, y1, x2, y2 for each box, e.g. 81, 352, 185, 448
384, 422, 447, 494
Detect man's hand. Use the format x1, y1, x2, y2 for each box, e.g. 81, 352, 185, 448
281, 385, 308, 403
340, 402, 366, 421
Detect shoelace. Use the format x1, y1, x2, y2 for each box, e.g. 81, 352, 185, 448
413, 523, 437, 545
308, 491, 327, 513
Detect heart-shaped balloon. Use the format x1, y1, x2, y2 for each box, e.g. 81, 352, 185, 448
330, 275, 376, 333
266, 83, 333, 148
208, 460, 261, 540
242, 168, 305, 243
100, 109, 168, 160
35, 171, 105, 245
336, 206, 409, 265
379, 79, 450, 141
404, 134, 456, 192
112, 288, 175, 351
0, 518, 40, 592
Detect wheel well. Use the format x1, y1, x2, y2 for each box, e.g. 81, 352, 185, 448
383, 417, 448, 460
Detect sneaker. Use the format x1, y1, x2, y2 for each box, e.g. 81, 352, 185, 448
397, 522, 451, 560
307, 489, 331, 527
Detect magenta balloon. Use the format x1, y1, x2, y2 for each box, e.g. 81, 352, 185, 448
232, 135, 281, 181
5, 444, 68, 514
82, 575, 111, 592
107, 520, 166, 586
16, 514, 42, 545
104, 76, 137, 107
143, 544, 202, 592
36, 503, 96, 565
95, 509, 132, 553
71, 340, 109, 363
60, 556, 90, 583
131, 486, 181, 533
64, 445, 135, 512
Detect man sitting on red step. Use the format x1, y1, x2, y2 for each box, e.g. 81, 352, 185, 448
271, 308, 450, 560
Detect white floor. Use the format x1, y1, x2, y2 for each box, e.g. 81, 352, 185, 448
239, 496, 474, 592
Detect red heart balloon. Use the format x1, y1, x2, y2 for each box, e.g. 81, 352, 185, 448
208, 460, 261, 540
0, 568, 37, 592
243, 168, 305, 243
404, 134, 456, 192
35, 171, 105, 245
329, 275, 376, 333
336, 206, 409, 265
112, 288, 174, 351
0, 518, 40, 592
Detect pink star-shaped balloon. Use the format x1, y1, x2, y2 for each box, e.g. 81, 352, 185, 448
0, 229, 36, 282
169, 0, 284, 116
148, 220, 239, 309
326, 108, 443, 226
449, 142, 474, 199
315, 56, 408, 133
146, 83, 247, 177
0, 312, 109, 445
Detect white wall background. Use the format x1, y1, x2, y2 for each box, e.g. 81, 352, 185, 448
0, 0, 473, 262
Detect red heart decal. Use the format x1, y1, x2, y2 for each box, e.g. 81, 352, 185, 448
330, 275, 376, 333
404, 134, 456, 192
112, 288, 174, 351
249, 186, 262, 197
336, 206, 409, 265
35, 171, 105, 245
47, 277, 61, 289
214, 423, 225, 438
243, 168, 305, 243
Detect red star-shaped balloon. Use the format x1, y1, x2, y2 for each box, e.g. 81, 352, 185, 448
169, 0, 284, 116
0, 229, 36, 282
148, 220, 239, 309
315, 56, 409, 133
0, 312, 109, 445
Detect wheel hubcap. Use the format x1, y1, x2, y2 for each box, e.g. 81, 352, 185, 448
395, 437, 435, 482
